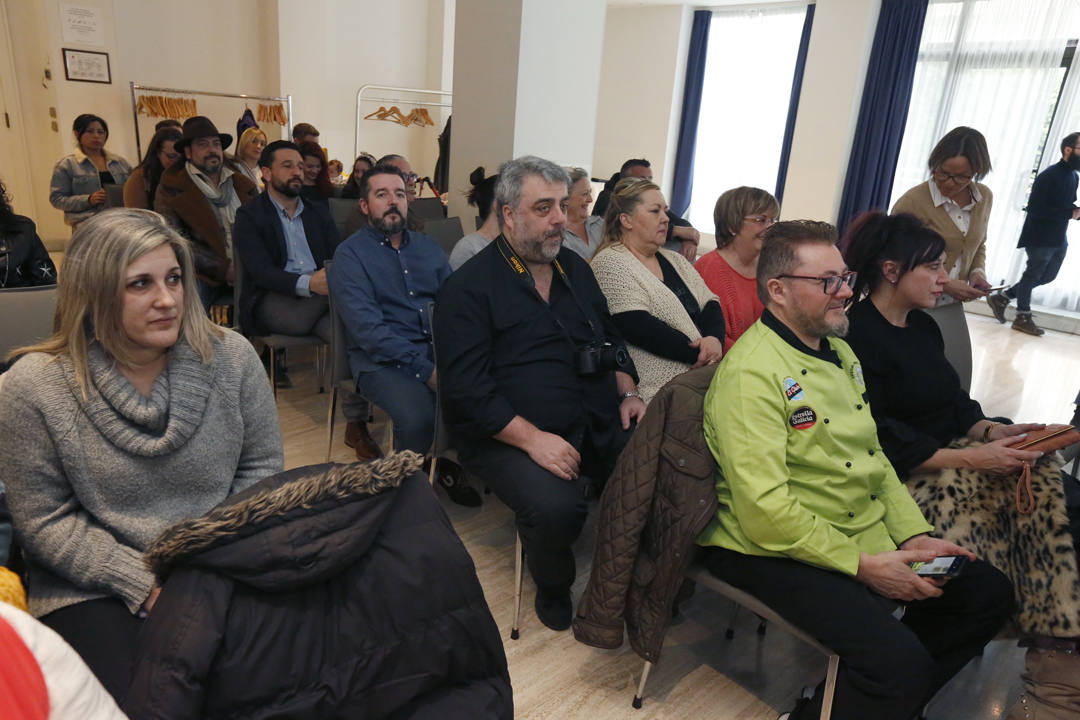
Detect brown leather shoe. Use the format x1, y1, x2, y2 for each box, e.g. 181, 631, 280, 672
345, 421, 383, 461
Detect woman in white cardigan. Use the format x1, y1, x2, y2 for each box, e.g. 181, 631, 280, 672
591, 177, 724, 402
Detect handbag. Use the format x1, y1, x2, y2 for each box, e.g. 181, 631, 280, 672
1012, 424, 1080, 514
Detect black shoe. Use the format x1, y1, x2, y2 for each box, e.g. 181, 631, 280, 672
534, 588, 573, 631
436, 461, 482, 507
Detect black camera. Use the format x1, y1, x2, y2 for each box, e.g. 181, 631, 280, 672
576, 341, 631, 377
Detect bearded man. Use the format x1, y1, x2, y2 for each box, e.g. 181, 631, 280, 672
434, 156, 646, 631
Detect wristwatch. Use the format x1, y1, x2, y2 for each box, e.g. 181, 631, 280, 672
620, 390, 642, 401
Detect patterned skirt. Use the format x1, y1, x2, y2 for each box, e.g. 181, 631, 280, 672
906, 439, 1080, 639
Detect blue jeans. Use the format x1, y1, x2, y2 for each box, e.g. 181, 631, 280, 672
1007, 244, 1068, 311
354, 366, 435, 454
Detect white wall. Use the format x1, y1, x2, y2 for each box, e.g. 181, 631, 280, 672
513, 0, 606, 170
592, 4, 690, 196
780, 0, 881, 222
278, 0, 448, 181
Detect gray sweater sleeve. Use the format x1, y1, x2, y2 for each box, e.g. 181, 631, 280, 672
0, 385, 154, 613
226, 333, 284, 493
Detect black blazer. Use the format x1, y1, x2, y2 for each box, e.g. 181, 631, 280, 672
1018, 160, 1078, 249
234, 191, 340, 334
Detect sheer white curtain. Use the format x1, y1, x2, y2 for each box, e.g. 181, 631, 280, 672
685, 5, 806, 232
890, 0, 1080, 313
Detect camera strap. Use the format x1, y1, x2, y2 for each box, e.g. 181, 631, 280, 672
495, 235, 602, 343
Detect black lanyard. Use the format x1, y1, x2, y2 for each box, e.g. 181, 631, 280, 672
495, 235, 602, 343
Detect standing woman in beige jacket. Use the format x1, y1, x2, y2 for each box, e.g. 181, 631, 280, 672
891, 126, 994, 391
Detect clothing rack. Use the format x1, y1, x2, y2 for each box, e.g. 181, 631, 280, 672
129, 82, 293, 162
354, 84, 451, 159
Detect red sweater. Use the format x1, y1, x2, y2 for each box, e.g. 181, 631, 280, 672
0, 614, 48, 720
694, 250, 763, 353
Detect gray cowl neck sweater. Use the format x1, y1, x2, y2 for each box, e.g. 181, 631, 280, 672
0, 329, 283, 617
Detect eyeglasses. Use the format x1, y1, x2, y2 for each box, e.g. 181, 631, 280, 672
744, 215, 777, 226
402, 172, 419, 185
931, 169, 974, 185
777, 271, 857, 295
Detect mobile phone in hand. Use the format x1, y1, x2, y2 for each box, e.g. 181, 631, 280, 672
911, 555, 967, 578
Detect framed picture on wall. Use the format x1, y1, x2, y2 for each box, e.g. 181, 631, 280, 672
62, 48, 111, 84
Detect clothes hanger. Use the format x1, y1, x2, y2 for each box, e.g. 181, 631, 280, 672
364, 106, 389, 120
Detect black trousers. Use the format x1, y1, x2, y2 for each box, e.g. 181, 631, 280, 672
702, 548, 1014, 720
464, 424, 629, 593
40, 597, 143, 703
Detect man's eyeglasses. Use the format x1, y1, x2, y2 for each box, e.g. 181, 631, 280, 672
744, 214, 777, 226
777, 271, 857, 295
402, 172, 419, 185
931, 169, 974, 185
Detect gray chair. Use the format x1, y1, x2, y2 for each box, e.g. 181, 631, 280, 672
324, 260, 391, 461
424, 217, 465, 257
0, 284, 58, 360
411, 197, 446, 222
428, 301, 525, 640
232, 244, 326, 401
632, 561, 840, 720
328, 198, 355, 240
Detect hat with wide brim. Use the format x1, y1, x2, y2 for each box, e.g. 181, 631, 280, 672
174, 116, 233, 152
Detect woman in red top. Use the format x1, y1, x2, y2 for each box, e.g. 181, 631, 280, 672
694, 186, 778, 352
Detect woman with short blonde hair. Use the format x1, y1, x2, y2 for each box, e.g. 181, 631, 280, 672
591, 177, 724, 402
694, 186, 779, 352
0, 208, 282, 701
233, 127, 268, 190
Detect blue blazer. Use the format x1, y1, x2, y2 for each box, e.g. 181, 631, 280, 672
1018, 160, 1078, 249
234, 191, 341, 334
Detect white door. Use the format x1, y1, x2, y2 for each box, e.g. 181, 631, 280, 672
0, 0, 36, 219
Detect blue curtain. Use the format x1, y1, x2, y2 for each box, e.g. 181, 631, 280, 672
835, 0, 929, 231
669, 10, 712, 218
774, 4, 815, 204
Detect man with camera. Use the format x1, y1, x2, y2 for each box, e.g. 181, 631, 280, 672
435, 156, 646, 631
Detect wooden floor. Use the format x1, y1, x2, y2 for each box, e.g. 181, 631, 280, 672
272, 312, 1079, 720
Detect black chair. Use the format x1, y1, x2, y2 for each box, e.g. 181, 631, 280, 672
424, 217, 465, 257
232, 245, 326, 401
411, 197, 446, 222
328, 198, 355, 240
0, 285, 58, 360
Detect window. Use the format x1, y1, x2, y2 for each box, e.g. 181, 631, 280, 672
890, 0, 1080, 313
685, 5, 807, 233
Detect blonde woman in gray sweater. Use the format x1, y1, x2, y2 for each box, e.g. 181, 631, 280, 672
0, 208, 283, 702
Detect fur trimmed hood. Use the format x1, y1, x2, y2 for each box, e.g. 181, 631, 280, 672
145, 451, 424, 588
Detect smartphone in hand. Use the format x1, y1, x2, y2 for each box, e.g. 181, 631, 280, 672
911, 555, 968, 578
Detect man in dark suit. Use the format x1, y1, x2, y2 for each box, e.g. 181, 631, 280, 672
989, 131, 1080, 335
234, 140, 381, 460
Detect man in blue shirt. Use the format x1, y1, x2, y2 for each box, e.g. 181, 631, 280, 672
329, 166, 479, 504
233, 141, 380, 460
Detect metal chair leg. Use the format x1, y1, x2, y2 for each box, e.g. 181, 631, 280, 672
317, 345, 326, 393
511, 532, 523, 640
428, 456, 438, 486
325, 387, 338, 462
632, 660, 653, 709
725, 601, 739, 639
819, 654, 839, 720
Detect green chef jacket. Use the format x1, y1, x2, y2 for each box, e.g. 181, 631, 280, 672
697, 311, 933, 576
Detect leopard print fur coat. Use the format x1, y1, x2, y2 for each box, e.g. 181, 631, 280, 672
906, 439, 1080, 638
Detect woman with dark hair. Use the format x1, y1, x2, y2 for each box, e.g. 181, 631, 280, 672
0, 178, 57, 289
122, 126, 183, 209
842, 211, 1080, 718
297, 141, 332, 207
449, 166, 499, 270
49, 114, 132, 229
341, 153, 376, 200
694, 186, 779, 352
0, 209, 282, 701
891, 126, 994, 391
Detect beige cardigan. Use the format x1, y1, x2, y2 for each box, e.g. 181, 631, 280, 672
891, 181, 993, 280
591, 244, 718, 403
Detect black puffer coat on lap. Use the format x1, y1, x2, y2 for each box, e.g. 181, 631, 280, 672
124, 452, 512, 720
